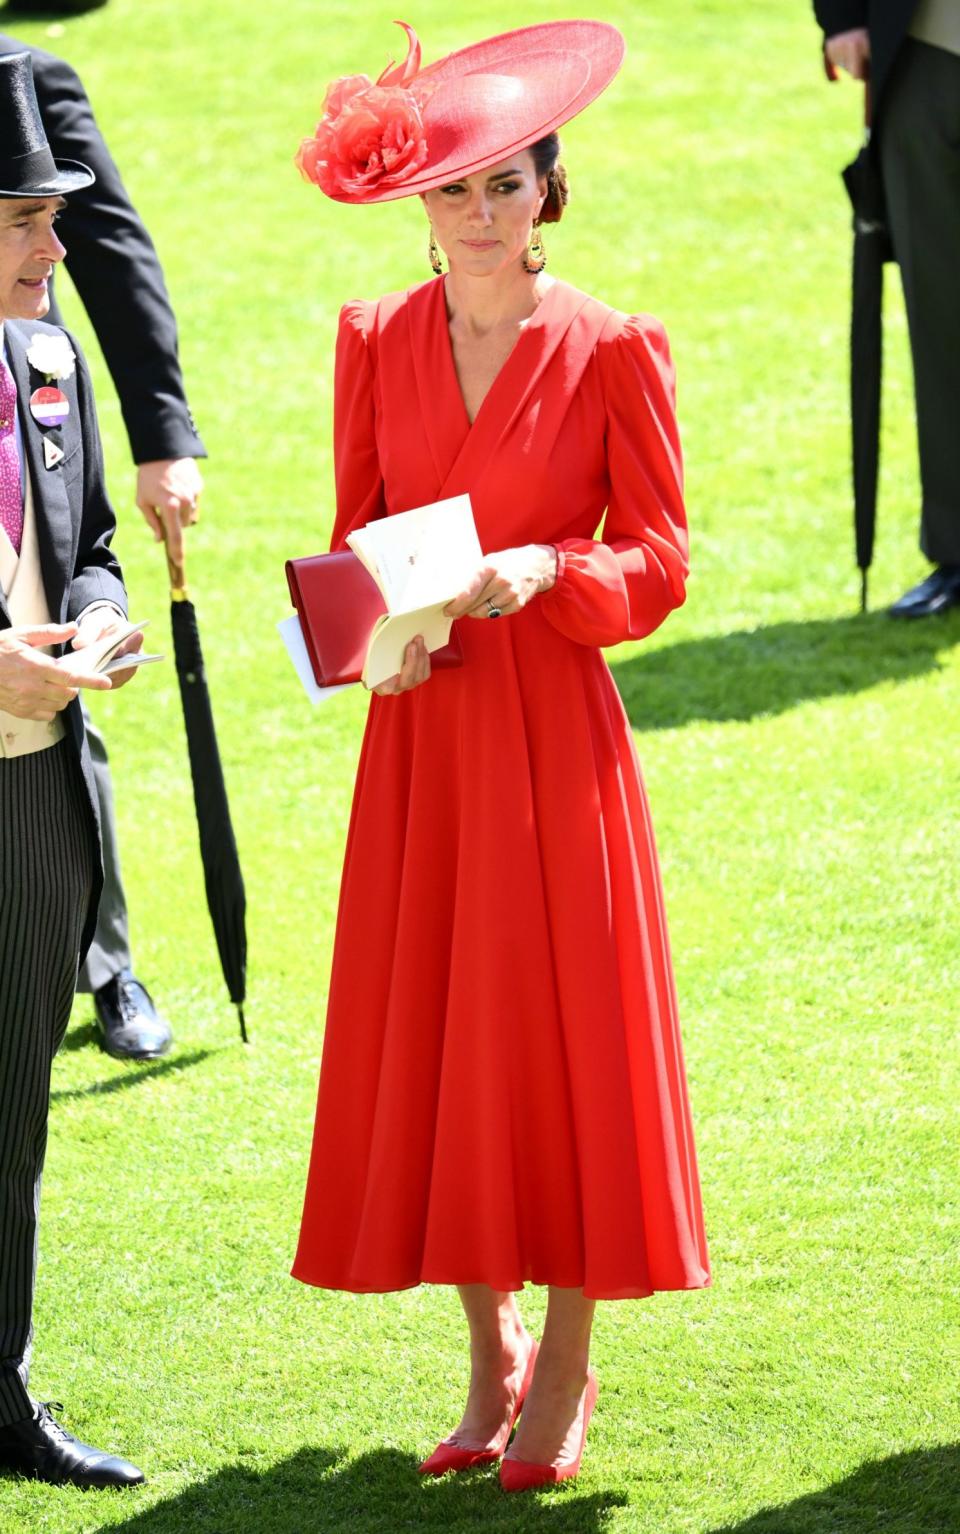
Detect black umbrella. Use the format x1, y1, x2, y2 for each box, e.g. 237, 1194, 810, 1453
166, 545, 248, 1042
840, 88, 895, 612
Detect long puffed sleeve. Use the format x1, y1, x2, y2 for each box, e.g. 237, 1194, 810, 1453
539, 315, 688, 647
329, 301, 387, 551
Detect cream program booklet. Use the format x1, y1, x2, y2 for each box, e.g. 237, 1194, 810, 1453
346, 493, 482, 690
58, 619, 164, 678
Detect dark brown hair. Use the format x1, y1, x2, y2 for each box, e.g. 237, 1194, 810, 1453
528, 132, 569, 224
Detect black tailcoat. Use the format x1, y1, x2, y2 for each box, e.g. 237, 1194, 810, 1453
0, 34, 206, 465
813, 1, 920, 122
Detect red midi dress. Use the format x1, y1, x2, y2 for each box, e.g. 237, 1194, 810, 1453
292, 276, 710, 1301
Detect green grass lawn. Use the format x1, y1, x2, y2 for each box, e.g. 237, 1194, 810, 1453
1, 0, 958, 1530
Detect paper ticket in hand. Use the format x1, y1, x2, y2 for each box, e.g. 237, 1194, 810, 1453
347, 494, 482, 689
62, 619, 164, 678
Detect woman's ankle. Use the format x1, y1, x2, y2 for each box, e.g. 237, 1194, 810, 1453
532, 1340, 589, 1379
469, 1327, 530, 1381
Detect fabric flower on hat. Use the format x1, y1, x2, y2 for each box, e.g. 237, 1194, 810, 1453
26, 332, 76, 382
296, 22, 432, 198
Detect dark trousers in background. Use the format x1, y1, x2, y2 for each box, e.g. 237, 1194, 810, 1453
0, 743, 94, 1426
880, 38, 960, 565
47, 275, 129, 1001
76, 703, 131, 995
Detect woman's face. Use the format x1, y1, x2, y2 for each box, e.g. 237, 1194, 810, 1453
421, 150, 547, 277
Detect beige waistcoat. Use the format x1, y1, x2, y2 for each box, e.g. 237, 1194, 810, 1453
909, 0, 960, 56
0, 469, 67, 757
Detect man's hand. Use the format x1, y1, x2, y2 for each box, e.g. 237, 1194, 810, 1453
0, 623, 111, 721
72, 611, 143, 689
136, 457, 204, 563
825, 28, 871, 81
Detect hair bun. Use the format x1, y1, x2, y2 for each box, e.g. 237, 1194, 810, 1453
540, 162, 569, 224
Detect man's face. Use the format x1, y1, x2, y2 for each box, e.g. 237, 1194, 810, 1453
0, 197, 66, 322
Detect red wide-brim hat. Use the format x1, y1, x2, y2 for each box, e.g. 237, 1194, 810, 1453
296, 19, 625, 205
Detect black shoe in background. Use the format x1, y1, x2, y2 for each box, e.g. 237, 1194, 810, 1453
889, 564, 960, 618
94, 969, 173, 1060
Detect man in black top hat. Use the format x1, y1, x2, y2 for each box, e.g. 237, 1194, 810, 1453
815, 1, 960, 617
0, 29, 208, 1059
0, 50, 143, 1488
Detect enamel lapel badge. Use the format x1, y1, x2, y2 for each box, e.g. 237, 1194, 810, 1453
42, 434, 65, 470
30, 386, 70, 428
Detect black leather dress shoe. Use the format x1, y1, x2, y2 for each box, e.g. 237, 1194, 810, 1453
889, 564, 960, 618
0, 1403, 144, 1489
94, 969, 173, 1060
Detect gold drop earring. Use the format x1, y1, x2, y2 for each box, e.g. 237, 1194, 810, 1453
522, 221, 546, 275
428, 225, 444, 276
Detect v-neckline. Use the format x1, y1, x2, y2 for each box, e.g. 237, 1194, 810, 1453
404, 275, 592, 500
438, 276, 560, 434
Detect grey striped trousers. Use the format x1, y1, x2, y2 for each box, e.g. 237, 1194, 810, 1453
0, 741, 93, 1426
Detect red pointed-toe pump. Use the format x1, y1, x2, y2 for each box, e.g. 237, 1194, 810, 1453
418, 1341, 539, 1476
498, 1368, 598, 1492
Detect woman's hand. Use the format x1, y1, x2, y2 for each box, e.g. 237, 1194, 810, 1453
445, 544, 557, 621
372, 635, 432, 696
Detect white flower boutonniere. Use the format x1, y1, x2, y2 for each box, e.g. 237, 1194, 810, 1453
26, 333, 76, 383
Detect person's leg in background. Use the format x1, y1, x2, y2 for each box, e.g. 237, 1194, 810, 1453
75, 703, 172, 1059
882, 38, 960, 617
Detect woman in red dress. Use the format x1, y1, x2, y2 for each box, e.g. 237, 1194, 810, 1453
292, 20, 710, 1490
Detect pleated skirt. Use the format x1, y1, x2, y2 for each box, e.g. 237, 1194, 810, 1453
294, 606, 710, 1300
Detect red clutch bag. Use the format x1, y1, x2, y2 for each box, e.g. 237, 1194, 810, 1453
285, 551, 463, 688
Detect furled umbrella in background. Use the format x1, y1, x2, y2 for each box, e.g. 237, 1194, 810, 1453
839, 83, 895, 612
166, 545, 248, 1041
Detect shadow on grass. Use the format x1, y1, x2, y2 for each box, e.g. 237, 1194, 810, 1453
59, 1021, 103, 1052
611, 611, 960, 730
49, 1049, 214, 1105
105, 1446, 625, 1534
708, 1444, 960, 1534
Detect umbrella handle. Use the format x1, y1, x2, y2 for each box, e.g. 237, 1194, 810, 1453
163, 535, 188, 602
822, 43, 873, 126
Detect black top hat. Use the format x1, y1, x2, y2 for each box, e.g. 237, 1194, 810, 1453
0, 51, 94, 198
